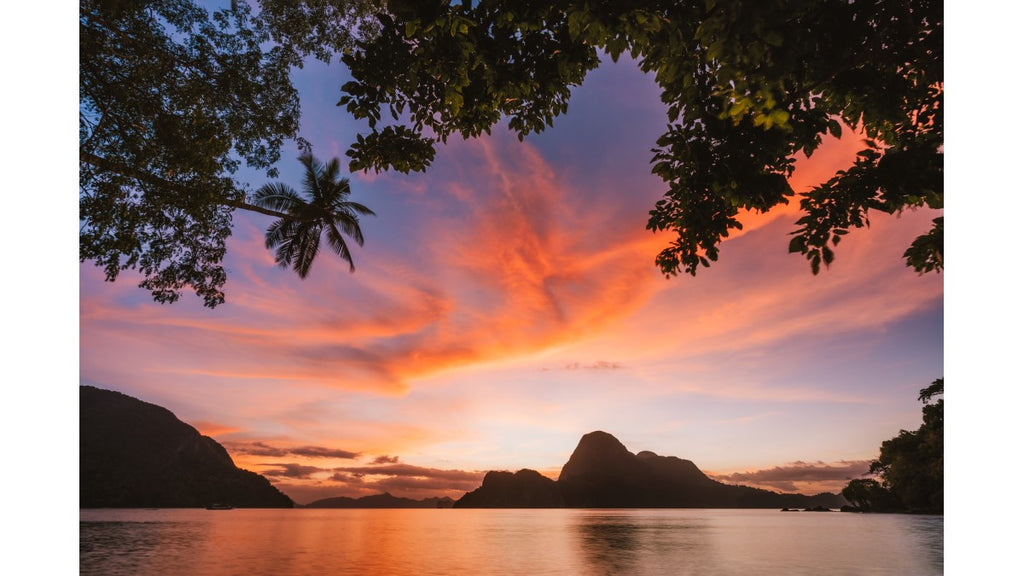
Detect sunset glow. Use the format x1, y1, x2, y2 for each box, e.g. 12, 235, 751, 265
79, 57, 942, 505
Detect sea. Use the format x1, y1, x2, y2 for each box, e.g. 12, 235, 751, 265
80, 508, 943, 575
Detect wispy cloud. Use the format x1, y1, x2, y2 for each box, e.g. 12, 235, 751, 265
263, 462, 487, 504
546, 361, 625, 371
261, 463, 328, 479
708, 460, 874, 494
223, 441, 361, 460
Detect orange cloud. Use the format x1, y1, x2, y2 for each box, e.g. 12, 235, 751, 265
82, 130, 671, 398
570, 207, 942, 379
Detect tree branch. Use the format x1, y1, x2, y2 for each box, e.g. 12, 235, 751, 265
79, 150, 293, 220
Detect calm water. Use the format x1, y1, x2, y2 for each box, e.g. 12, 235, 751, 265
80, 508, 942, 575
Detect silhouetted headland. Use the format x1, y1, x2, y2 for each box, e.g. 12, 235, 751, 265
455, 431, 846, 509
80, 386, 292, 508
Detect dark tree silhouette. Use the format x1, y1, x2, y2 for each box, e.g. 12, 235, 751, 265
869, 378, 944, 513
340, 0, 942, 277
82, 0, 942, 306
253, 153, 375, 278
80, 0, 382, 306
841, 478, 903, 513
842, 378, 943, 514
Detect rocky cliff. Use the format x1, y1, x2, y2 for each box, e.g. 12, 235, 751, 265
80, 386, 292, 508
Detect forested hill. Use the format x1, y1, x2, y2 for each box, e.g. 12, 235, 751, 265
80, 386, 292, 508
456, 431, 847, 509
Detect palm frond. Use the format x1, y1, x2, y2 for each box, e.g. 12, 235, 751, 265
275, 238, 297, 270
325, 177, 351, 204
341, 200, 375, 217
299, 152, 324, 202
264, 218, 300, 250
273, 229, 298, 270
333, 213, 365, 246
252, 183, 304, 214
323, 158, 342, 191
293, 224, 322, 278
326, 222, 356, 272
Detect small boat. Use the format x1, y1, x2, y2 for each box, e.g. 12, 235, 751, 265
205, 503, 234, 510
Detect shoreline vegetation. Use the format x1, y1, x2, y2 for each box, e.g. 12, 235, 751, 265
838, 379, 943, 515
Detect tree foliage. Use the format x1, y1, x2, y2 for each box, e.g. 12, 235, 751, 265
841, 478, 903, 513
843, 378, 943, 514
80, 0, 382, 306
868, 378, 944, 513
340, 0, 942, 276
81, 0, 942, 306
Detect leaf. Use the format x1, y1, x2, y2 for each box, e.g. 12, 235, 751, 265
827, 118, 842, 138
769, 109, 790, 128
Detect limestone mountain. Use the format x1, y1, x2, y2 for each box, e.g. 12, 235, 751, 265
455, 431, 846, 509
80, 386, 292, 508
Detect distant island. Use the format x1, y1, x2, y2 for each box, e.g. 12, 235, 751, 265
80, 386, 292, 508
304, 493, 454, 509
455, 431, 847, 509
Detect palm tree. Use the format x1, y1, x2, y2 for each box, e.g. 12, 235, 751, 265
251, 153, 375, 278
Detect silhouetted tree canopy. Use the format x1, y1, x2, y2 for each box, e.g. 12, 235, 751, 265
81, 0, 942, 306
80, 0, 382, 306
843, 378, 943, 514
341, 0, 942, 276
841, 478, 903, 513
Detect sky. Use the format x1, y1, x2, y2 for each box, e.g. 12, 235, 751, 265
71, 54, 950, 505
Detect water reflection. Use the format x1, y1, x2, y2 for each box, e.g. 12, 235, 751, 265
572, 509, 942, 576
574, 511, 715, 576
80, 520, 211, 576
577, 517, 640, 573
80, 509, 941, 576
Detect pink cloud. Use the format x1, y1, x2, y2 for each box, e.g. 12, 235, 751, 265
258, 461, 487, 503
708, 459, 875, 495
